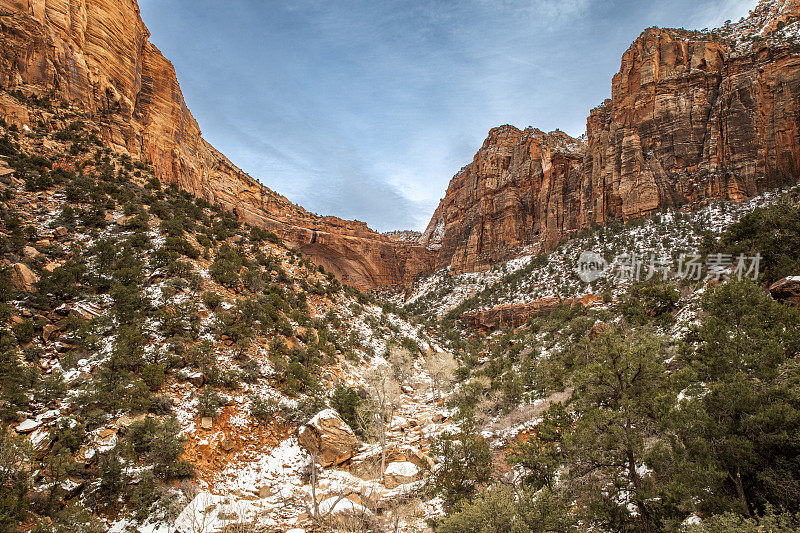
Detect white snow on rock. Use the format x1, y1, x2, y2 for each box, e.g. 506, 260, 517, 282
15, 419, 40, 433
318, 496, 374, 518
385, 461, 420, 478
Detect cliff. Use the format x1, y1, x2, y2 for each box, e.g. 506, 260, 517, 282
420, 127, 585, 272
424, 0, 800, 274
0, 0, 435, 289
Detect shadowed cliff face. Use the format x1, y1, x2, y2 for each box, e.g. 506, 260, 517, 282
424, 0, 800, 274
0, 0, 435, 289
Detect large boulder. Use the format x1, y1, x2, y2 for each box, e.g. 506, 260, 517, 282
383, 461, 421, 489
11, 263, 39, 292
298, 409, 358, 467
769, 276, 800, 309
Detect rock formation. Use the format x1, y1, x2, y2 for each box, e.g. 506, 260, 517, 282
297, 409, 359, 467
423, 0, 800, 274
769, 275, 800, 308
420, 127, 584, 272
0, 0, 434, 289
460, 294, 601, 331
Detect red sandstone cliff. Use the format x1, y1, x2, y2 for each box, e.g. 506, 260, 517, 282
424, 0, 800, 274
420, 127, 584, 272
0, 0, 434, 289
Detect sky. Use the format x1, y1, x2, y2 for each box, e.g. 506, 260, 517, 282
138, 0, 756, 232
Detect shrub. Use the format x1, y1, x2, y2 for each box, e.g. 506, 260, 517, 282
197, 386, 224, 418
125, 417, 193, 479
249, 395, 279, 424
330, 385, 364, 435
427, 424, 493, 509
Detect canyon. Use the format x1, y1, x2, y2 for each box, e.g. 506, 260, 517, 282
1, 0, 799, 288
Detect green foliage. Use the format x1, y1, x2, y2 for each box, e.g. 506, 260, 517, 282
427, 423, 493, 509
0, 329, 38, 421
507, 403, 571, 490
330, 385, 364, 435
210, 243, 243, 288
203, 291, 223, 310
616, 278, 680, 327
124, 417, 193, 479
435, 486, 573, 533
249, 394, 279, 424
0, 430, 32, 528
197, 386, 224, 418
687, 508, 800, 533
665, 279, 800, 517
712, 202, 800, 286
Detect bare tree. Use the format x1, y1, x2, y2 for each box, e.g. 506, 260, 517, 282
425, 351, 457, 402
387, 345, 414, 387
362, 365, 401, 477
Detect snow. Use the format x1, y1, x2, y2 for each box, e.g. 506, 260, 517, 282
318, 496, 373, 518
385, 461, 419, 478
15, 419, 40, 432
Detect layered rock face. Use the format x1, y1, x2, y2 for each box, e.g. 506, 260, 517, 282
460, 294, 601, 331
420, 127, 584, 272
424, 0, 800, 274
0, 0, 434, 289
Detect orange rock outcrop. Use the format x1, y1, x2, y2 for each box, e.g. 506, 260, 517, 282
0, 0, 434, 289
424, 0, 800, 274
461, 294, 602, 331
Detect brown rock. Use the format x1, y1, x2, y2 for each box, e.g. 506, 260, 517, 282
186, 371, 205, 388
11, 263, 38, 291
220, 437, 236, 452
200, 417, 213, 430
53, 226, 68, 238
383, 461, 421, 489
769, 276, 800, 309
22, 246, 40, 259
461, 294, 602, 330
297, 409, 358, 467
42, 323, 60, 343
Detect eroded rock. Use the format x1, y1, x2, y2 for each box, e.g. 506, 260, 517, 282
297, 409, 359, 467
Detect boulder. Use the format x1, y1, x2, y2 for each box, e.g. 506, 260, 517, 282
220, 437, 236, 452
53, 226, 68, 238
317, 496, 373, 519
200, 417, 213, 430
15, 419, 40, 433
11, 263, 39, 291
769, 276, 800, 309
185, 370, 205, 388
22, 246, 40, 259
297, 409, 359, 467
383, 461, 421, 489
42, 324, 60, 343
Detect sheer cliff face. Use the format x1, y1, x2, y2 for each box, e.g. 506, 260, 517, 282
0, 0, 435, 289
420, 127, 584, 272
425, 0, 800, 274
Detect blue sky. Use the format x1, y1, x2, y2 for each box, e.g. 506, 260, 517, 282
138, 0, 755, 232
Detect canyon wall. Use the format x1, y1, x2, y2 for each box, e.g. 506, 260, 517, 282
425, 0, 800, 274
0, 0, 435, 289
420, 127, 584, 272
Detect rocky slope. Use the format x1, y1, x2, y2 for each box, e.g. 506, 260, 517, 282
422, 0, 800, 275
0, 0, 434, 289
0, 105, 457, 531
